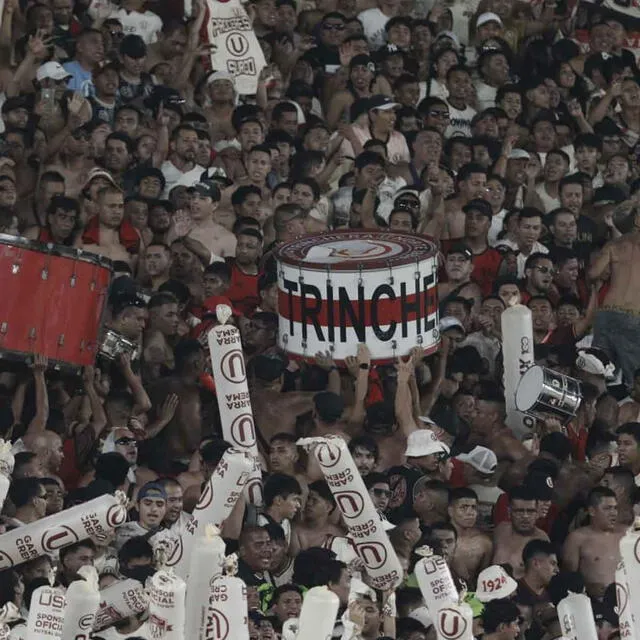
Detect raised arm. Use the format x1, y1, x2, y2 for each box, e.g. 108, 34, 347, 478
25, 354, 49, 437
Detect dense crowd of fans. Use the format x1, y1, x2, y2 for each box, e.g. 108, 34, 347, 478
0, 0, 639, 637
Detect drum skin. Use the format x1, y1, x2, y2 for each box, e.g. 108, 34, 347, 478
276, 230, 439, 364
0, 235, 112, 372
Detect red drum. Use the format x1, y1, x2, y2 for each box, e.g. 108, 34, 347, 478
0, 235, 112, 372
276, 230, 439, 363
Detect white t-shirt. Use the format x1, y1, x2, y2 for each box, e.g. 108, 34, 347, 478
445, 102, 476, 138
88, 0, 161, 43
161, 160, 205, 196
474, 80, 497, 111
535, 183, 561, 214
488, 209, 507, 246
357, 8, 390, 49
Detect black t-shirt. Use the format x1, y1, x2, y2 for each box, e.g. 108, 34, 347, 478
387, 464, 423, 523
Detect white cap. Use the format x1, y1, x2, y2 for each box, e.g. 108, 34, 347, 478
405, 429, 450, 458
207, 70, 235, 86
36, 62, 72, 82
456, 446, 498, 474
508, 149, 530, 160
476, 565, 518, 602
440, 316, 466, 334
476, 12, 503, 28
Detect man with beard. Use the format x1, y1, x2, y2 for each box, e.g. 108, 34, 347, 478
449, 488, 493, 587
159, 477, 192, 535
492, 486, 549, 579
161, 124, 203, 195
148, 200, 173, 244
562, 487, 624, 598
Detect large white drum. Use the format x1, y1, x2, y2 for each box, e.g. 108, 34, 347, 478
275, 230, 439, 363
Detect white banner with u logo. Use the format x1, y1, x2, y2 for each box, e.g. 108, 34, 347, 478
205, 0, 266, 95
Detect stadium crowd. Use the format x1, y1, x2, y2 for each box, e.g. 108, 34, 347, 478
0, 0, 638, 636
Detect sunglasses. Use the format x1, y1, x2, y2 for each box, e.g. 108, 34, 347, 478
115, 437, 137, 446
534, 266, 557, 275
428, 110, 450, 119
372, 488, 391, 498
322, 23, 345, 31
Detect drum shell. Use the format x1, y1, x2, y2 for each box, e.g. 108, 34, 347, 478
516, 366, 582, 421
99, 329, 139, 362
276, 231, 439, 363
0, 236, 111, 372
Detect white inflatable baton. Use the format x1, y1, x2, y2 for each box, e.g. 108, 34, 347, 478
0, 492, 127, 569
184, 526, 226, 640
203, 560, 249, 640
501, 305, 535, 438
207, 309, 262, 505
93, 579, 148, 631
0, 440, 14, 513
298, 436, 403, 591
165, 447, 251, 578
414, 547, 459, 615
0, 604, 19, 640
60, 566, 100, 640
557, 592, 598, 640
295, 586, 339, 640
434, 602, 474, 640
25, 586, 66, 640
148, 569, 186, 640
619, 519, 640, 639
616, 560, 637, 640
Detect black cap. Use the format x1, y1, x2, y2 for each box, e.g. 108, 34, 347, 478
119, 34, 147, 59
1, 95, 31, 114
368, 94, 401, 111
462, 198, 493, 218
594, 117, 622, 137
592, 185, 627, 206
375, 44, 404, 62
592, 602, 618, 627
523, 471, 554, 501
350, 54, 374, 70
447, 242, 473, 260
187, 181, 221, 202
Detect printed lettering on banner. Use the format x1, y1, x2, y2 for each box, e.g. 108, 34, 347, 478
205, 0, 266, 95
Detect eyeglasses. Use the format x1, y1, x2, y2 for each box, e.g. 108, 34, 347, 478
428, 110, 450, 119
115, 437, 138, 446
322, 23, 345, 30
372, 488, 391, 498
534, 266, 557, 275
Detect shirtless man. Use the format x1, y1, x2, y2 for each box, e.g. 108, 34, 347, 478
618, 371, 640, 425
449, 488, 493, 587
492, 486, 549, 579
292, 480, 345, 552
589, 209, 640, 387
147, 339, 217, 470
562, 486, 625, 598
172, 181, 236, 259
443, 163, 488, 240
81, 186, 134, 266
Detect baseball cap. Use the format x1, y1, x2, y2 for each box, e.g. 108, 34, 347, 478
523, 471, 554, 501
187, 181, 221, 202
36, 62, 72, 82
376, 44, 404, 62
447, 242, 473, 260
368, 95, 401, 111
508, 149, 530, 160
475, 565, 517, 602
477, 12, 503, 27
456, 446, 497, 474
1, 96, 30, 114
405, 429, 450, 458
462, 198, 493, 218
592, 185, 627, 206
350, 54, 375, 71
439, 316, 466, 335
207, 70, 235, 87
137, 481, 167, 502
84, 167, 118, 189
120, 34, 147, 59
593, 602, 618, 627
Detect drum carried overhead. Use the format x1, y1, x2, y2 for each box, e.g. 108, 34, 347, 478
515, 365, 582, 423
0, 235, 112, 373
275, 230, 439, 363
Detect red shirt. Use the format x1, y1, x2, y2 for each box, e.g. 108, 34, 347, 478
440, 241, 503, 296
225, 259, 260, 317
493, 493, 559, 534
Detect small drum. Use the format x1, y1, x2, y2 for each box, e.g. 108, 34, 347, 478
99, 328, 140, 362
515, 366, 582, 422
275, 230, 439, 363
0, 235, 112, 373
